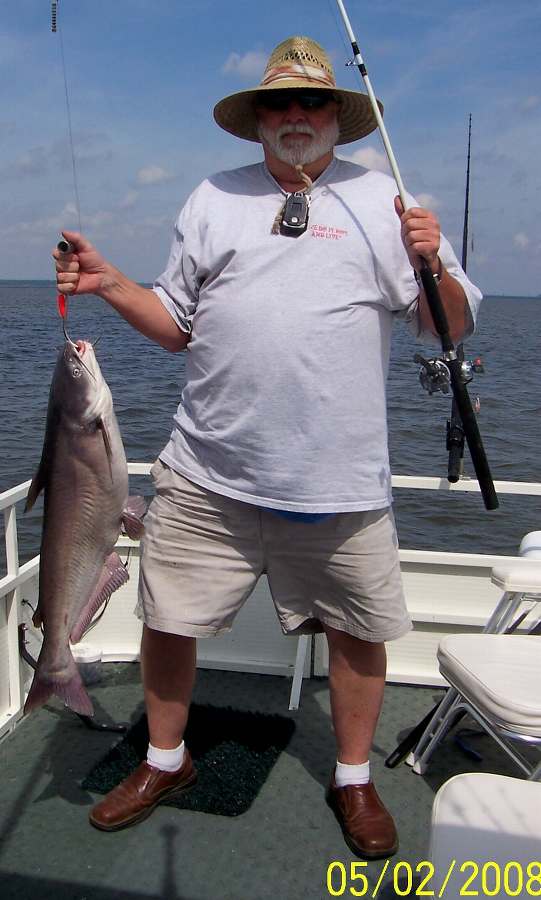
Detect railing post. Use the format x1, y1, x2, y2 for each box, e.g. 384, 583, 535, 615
4, 503, 24, 719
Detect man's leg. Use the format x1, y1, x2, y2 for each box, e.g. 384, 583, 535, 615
88, 627, 198, 831
142, 625, 196, 748
324, 625, 386, 763
324, 624, 398, 860
89, 465, 263, 831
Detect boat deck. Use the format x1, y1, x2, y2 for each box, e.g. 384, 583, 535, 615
0, 664, 523, 900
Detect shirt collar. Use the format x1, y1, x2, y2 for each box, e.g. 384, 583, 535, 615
262, 156, 338, 195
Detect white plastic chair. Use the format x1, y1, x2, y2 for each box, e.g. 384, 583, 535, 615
407, 533, 541, 779
429, 773, 541, 899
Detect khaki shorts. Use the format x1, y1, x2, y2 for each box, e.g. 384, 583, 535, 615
137, 461, 412, 643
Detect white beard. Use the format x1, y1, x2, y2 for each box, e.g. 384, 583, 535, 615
257, 119, 340, 167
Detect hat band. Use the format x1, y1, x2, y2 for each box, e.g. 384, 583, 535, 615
261, 63, 336, 89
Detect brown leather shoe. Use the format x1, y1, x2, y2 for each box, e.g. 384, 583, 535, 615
89, 751, 197, 831
327, 775, 398, 859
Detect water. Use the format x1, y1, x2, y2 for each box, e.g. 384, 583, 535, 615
1, 282, 539, 574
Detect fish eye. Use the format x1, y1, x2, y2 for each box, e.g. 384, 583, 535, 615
72, 366, 82, 378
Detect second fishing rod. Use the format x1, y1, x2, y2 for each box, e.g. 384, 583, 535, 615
334, 0, 498, 512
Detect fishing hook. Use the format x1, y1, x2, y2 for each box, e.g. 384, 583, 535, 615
56, 239, 75, 344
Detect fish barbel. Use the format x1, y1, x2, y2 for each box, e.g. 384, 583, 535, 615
24, 339, 145, 716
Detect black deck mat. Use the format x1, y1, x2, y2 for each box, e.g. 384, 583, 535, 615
82, 703, 296, 816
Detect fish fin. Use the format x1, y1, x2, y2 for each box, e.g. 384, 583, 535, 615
24, 658, 94, 717
25, 460, 48, 511
70, 551, 129, 644
25, 403, 61, 511
97, 418, 112, 461
121, 495, 147, 539
24, 677, 54, 715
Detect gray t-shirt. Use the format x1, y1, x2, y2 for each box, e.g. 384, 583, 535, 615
153, 158, 482, 513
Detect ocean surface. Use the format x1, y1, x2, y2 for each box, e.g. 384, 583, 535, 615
1, 281, 540, 575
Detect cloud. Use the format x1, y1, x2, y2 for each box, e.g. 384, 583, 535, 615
0, 133, 113, 181
118, 190, 139, 210
338, 146, 391, 173
514, 232, 530, 249
416, 192, 440, 210
12, 146, 50, 177
0, 120, 16, 140
82, 210, 115, 228
473, 253, 489, 266
0, 202, 114, 241
135, 165, 174, 186
0, 202, 79, 239
0, 34, 28, 68
521, 96, 540, 112
71, 133, 113, 167
119, 215, 172, 239
222, 50, 267, 80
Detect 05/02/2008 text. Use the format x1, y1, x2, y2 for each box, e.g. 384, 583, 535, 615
326, 860, 541, 897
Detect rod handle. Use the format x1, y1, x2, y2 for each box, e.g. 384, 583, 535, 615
418, 263, 497, 509
447, 429, 464, 483
447, 359, 498, 509
417, 261, 453, 351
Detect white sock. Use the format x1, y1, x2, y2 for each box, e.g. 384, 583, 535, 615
335, 760, 370, 787
147, 740, 185, 773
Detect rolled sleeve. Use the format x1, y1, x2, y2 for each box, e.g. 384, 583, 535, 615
153, 211, 199, 334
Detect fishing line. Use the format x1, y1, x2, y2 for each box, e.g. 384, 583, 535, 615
53, 3, 108, 349
325, 0, 354, 71
52, 1, 86, 344
52, 2, 82, 234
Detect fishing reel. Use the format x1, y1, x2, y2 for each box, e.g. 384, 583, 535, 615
414, 354, 484, 396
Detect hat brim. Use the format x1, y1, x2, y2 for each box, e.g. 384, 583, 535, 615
213, 83, 383, 145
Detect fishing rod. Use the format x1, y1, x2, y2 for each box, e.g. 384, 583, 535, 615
381, 113, 492, 770
447, 114, 472, 483
334, 0, 498, 511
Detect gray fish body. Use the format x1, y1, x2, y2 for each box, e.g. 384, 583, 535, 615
25, 341, 129, 715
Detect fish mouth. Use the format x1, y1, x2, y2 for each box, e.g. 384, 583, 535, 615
74, 340, 92, 358
64, 339, 97, 381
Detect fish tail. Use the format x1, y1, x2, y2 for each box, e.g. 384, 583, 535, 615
24, 659, 94, 717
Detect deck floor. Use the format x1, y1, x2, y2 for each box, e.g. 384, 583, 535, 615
0, 664, 523, 900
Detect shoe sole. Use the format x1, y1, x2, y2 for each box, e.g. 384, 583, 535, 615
89, 771, 198, 832
326, 791, 399, 861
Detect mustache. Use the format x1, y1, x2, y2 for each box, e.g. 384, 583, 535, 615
275, 123, 316, 139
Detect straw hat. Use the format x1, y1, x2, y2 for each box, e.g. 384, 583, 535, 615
213, 36, 382, 146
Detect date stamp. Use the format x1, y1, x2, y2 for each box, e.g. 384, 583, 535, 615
326, 860, 541, 897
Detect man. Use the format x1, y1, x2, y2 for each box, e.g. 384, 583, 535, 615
55, 37, 481, 858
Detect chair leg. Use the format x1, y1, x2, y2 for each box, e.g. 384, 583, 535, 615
407, 687, 462, 774
528, 759, 541, 781
484, 592, 522, 633
288, 635, 310, 710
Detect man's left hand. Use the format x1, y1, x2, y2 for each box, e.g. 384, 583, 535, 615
394, 196, 440, 274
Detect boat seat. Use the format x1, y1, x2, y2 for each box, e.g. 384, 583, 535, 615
491, 560, 541, 594
407, 533, 541, 779
438, 634, 541, 737
429, 773, 541, 899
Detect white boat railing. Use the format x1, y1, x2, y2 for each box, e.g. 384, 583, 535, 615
2, 465, 541, 741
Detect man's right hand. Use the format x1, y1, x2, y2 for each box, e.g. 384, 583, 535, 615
53, 230, 109, 296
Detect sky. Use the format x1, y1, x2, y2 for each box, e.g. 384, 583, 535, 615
1, 0, 540, 295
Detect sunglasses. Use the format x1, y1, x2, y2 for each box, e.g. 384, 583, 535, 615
256, 91, 337, 112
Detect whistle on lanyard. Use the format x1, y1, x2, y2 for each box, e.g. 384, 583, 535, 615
280, 192, 310, 236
